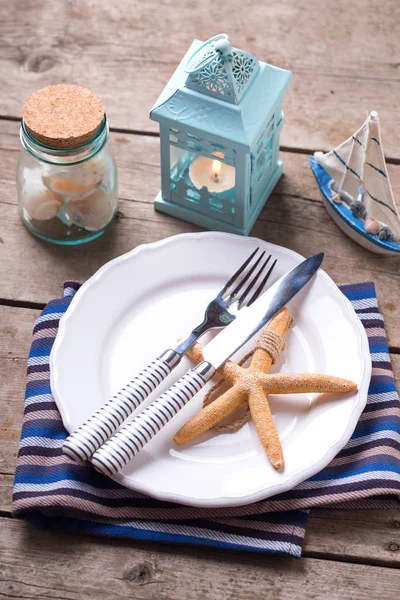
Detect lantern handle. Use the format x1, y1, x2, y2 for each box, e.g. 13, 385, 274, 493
185, 34, 232, 74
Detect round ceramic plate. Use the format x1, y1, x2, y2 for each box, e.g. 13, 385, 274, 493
51, 232, 371, 507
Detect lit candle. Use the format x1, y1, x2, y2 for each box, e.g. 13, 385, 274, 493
212, 159, 222, 183
189, 155, 235, 194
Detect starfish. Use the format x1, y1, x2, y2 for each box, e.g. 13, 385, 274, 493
174, 308, 357, 470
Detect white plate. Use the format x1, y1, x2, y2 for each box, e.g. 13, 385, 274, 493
51, 232, 371, 507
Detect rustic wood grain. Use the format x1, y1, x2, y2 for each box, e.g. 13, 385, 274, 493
305, 506, 400, 567
0, 476, 13, 515
1, 121, 399, 347
0, 305, 36, 476
1, 0, 400, 593
1, 1, 400, 157
0, 517, 400, 600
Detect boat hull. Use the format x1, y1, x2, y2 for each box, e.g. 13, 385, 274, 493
309, 156, 400, 256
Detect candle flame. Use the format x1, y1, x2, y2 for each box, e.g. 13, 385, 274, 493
212, 159, 222, 180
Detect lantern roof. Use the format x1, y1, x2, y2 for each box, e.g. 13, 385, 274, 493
184, 34, 260, 104
150, 35, 292, 150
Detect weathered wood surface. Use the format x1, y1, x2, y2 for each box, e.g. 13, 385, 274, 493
1, 1, 400, 158
1, 120, 400, 348
0, 517, 400, 600
0, 306, 38, 476
1, 1, 400, 595
0, 303, 399, 568
305, 506, 400, 567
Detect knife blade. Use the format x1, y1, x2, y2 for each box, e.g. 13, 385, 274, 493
91, 252, 324, 476
203, 251, 324, 368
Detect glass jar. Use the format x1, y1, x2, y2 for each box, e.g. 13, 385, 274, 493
17, 115, 118, 245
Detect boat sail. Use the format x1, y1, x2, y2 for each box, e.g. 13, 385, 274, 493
310, 112, 400, 255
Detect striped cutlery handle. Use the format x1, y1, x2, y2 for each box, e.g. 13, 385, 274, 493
62, 350, 180, 462
91, 362, 214, 476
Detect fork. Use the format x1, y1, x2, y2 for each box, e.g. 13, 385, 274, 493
62, 248, 277, 463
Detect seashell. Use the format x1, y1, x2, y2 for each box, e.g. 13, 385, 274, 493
331, 190, 342, 204
364, 216, 380, 235
43, 175, 102, 198
24, 188, 63, 220
67, 188, 116, 231
43, 157, 105, 198
328, 179, 342, 203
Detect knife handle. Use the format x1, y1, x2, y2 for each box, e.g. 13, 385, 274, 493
91, 362, 215, 476
62, 349, 180, 463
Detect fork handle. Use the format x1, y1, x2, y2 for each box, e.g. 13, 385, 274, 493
62, 349, 180, 462
91, 362, 215, 476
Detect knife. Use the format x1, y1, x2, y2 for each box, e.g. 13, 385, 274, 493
91, 253, 324, 476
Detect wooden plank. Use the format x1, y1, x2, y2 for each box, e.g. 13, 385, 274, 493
0, 305, 38, 475
0, 475, 13, 515
305, 506, 400, 567
1, 0, 399, 588
0, 304, 399, 566
1, 121, 400, 346
0, 518, 399, 600
1, 1, 400, 157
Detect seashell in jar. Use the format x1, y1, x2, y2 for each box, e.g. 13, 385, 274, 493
43, 174, 102, 198
24, 188, 64, 220
67, 188, 115, 231
43, 156, 105, 198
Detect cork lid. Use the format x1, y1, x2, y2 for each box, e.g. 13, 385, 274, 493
22, 84, 105, 149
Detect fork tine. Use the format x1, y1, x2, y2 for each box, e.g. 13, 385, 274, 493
218, 247, 259, 297
245, 258, 278, 308
236, 254, 271, 309
226, 250, 266, 303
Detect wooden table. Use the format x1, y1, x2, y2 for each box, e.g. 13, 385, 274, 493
1, 1, 399, 598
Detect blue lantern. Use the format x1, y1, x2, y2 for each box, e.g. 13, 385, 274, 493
150, 34, 292, 236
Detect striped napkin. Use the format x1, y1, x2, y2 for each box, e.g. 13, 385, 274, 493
13, 282, 400, 557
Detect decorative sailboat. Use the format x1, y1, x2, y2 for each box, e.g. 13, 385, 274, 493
310, 112, 400, 255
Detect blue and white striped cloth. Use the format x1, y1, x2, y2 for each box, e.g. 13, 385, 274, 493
12, 282, 400, 557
